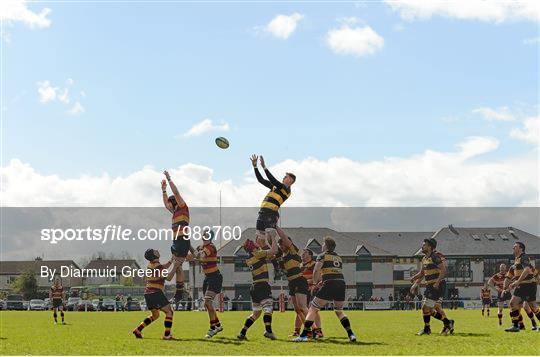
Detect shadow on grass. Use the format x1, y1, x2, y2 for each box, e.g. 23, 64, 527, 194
448, 333, 491, 337
135, 336, 243, 346
316, 337, 385, 346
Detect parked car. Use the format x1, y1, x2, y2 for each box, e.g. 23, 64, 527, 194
0, 300, 6, 310
76, 300, 95, 311
91, 299, 99, 310
101, 299, 116, 311
44, 298, 52, 310
140, 301, 147, 311
22, 301, 29, 310
29, 299, 46, 311
7, 295, 24, 310
125, 300, 141, 311
66, 297, 81, 311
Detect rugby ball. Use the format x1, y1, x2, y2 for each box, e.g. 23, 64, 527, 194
215, 137, 230, 149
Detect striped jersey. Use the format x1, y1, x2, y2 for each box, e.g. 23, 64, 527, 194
317, 251, 344, 282
246, 248, 270, 283
481, 287, 491, 299
199, 243, 219, 277
260, 186, 291, 212
50, 285, 64, 300
171, 202, 190, 235
421, 251, 443, 285
490, 272, 506, 290
145, 262, 167, 293
301, 260, 315, 286
279, 242, 302, 282
507, 254, 535, 284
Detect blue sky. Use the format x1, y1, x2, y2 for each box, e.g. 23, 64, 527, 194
1, 1, 539, 207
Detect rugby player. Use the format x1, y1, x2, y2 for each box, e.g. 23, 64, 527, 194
504, 243, 540, 332
251, 154, 295, 244
294, 236, 356, 342
133, 248, 180, 340
162, 170, 193, 303
50, 278, 65, 324
297, 249, 323, 338
411, 238, 454, 336
480, 284, 492, 317
193, 229, 224, 338
275, 228, 309, 338
237, 233, 279, 340
487, 264, 511, 325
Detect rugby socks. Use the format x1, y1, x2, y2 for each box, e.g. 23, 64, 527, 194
300, 320, 314, 337
53, 311, 57, 323
518, 313, 525, 329
339, 316, 354, 337
263, 313, 273, 333
432, 311, 450, 326
532, 306, 540, 321
498, 312, 503, 322
526, 310, 537, 327
423, 312, 431, 328
487, 308, 490, 317
136, 315, 155, 332
294, 327, 301, 335
164, 316, 173, 337
210, 318, 221, 330
61, 311, 65, 322
510, 308, 520, 328
482, 308, 484, 316
175, 282, 185, 298
240, 316, 255, 336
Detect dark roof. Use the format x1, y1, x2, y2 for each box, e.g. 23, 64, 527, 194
0, 260, 80, 275
422, 226, 540, 256
219, 228, 397, 257
343, 231, 434, 257
85, 259, 141, 270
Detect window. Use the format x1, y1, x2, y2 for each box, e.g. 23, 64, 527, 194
499, 234, 509, 241
356, 283, 373, 300
471, 234, 481, 241
356, 257, 372, 271
306, 239, 322, 255
485, 234, 495, 241
483, 257, 512, 278
393, 270, 404, 280
446, 258, 471, 279
234, 257, 250, 272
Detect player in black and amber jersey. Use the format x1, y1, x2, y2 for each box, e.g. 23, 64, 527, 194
250, 154, 295, 244
276, 228, 309, 338
49, 278, 65, 324
132, 248, 179, 340
294, 236, 356, 342
162, 170, 194, 303
480, 284, 492, 317
193, 229, 224, 338
504, 242, 540, 332
488, 263, 510, 325
237, 233, 279, 341
410, 238, 454, 336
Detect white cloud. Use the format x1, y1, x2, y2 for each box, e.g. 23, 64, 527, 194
0, 0, 52, 28
37, 80, 57, 103
385, 0, 539, 23
2, 136, 537, 207
182, 119, 230, 137
472, 106, 515, 121
265, 13, 304, 40
67, 101, 85, 116
510, 116, 539, 145
37, 79, 85, 114
326, 24, 384, 57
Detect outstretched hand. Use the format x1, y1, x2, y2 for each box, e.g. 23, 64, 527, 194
163, 170, 171, 181
259, 156, 266, 168
161, 179, 167, 190
250, 154, 258, 167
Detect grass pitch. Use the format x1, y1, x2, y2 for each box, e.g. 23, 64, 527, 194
0, 309, 539, 355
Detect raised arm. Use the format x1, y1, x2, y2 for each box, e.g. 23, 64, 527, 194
164, 171, 186, 207
251, 154, 272, 189
276, 227, 292, 248
164, 260, 180, 282
161, 180, 173, 213
260, 156, 284, 189
313, 261, 323, 285
265, 233, 278, 259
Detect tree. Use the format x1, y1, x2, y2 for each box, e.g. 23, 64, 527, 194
10, 269, 38, 299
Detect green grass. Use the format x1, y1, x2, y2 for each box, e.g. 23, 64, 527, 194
0, 310, 539, 355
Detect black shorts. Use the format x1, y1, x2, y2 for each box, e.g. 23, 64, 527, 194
171, 236, 191, 257
288, 277, 309, 296
482, 298, 492, 305
497, 291, 512, 302
315, 280, 346, 302
513, 283, 537, 303
424, 283, 444, 301
256, 210, 279, 231
52, 299, 63, 308
144, 291, 170, 310
203, 273, 223, 295
250, 282, 272, 304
